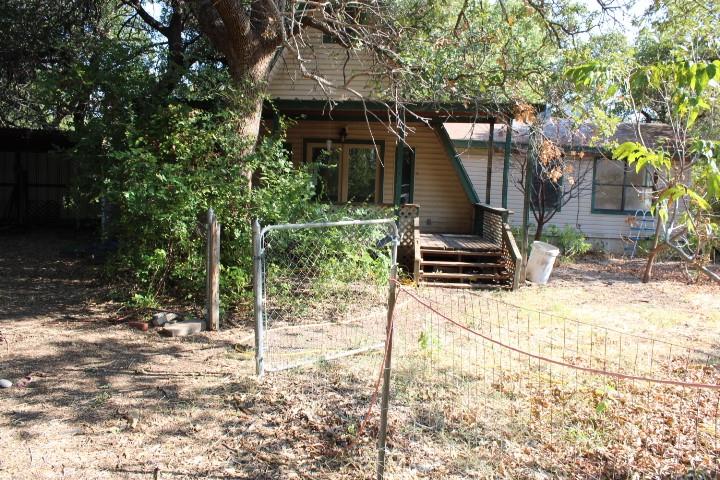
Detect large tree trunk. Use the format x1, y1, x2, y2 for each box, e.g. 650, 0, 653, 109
226, 53, 276, 189
229, 58, 274, 152
192, 1, 280, 156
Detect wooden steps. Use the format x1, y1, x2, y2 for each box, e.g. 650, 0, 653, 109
419, 248, 502, 257
422, 272, 510, 281
421, 260, 503, 268
417, 237, 511, 289
421, 282, 507, 289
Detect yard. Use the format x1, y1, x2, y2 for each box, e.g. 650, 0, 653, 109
1, 231, 719, 479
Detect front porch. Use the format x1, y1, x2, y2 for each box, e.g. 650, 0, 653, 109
266, 100, 524, 290
399, 203, 521, 290
420, 233, 499, 251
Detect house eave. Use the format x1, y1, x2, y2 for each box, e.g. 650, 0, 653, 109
264, 99, 544, 123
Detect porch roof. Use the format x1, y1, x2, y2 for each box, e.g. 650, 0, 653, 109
265, 99, 542, 123
446, 119, 676, 151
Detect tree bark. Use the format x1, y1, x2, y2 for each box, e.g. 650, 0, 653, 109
534, 222, 544, 241
641, 215, 665, 283
192, 1, 281, 153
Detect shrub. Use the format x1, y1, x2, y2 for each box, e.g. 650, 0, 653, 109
541, 225, 592, 259
88, 105, 391, 310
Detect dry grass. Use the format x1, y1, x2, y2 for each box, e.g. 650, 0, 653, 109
1, 232, 719, 479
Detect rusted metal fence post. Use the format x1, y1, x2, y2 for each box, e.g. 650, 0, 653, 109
377, 262, 398, 480
206, 208, 220, 331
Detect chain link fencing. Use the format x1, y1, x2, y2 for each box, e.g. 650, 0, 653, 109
253, 218, 398, 374
383, 285, 720, 478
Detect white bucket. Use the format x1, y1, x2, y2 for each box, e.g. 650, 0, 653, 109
526, 241, 561, 285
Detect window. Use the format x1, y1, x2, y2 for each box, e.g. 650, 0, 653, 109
311, 146, 341, 202
346, 147, 377, 202
593, 158, 653, 213
307, 142, 383, 203
531, 162, 562, 212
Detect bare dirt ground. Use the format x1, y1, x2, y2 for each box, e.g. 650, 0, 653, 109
1, 230, 719, 479
0, 230, 380, 480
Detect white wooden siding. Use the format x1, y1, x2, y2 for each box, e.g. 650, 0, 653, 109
285, 120, 473, 233
459, 146, 633, 249
268, 30, 379, 100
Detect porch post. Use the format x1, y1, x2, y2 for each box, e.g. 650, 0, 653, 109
501, 121, 512, 209
393, 118, 406, 206
484, 119, 495, 204
521, 126, 536, 282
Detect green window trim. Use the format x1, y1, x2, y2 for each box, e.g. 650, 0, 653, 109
591, 158, 653, 215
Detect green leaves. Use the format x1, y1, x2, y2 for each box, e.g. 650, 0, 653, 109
565, 62, 608, 86
613, 142, 670, 172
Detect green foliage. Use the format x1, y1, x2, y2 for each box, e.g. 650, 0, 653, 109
418, 329, 441, 353
512, 223, 592, 259
541, 225, 592, 259
567, 56, 720, 265
390, 0, 593, 105
98, 103, 392, 307
127, 292, 161, 309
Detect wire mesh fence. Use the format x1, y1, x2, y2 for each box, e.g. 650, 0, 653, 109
251, 217, 719, 478
385, 285, 720, 478
254, 218, 398, 374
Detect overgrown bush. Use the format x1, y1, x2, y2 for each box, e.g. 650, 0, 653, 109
511, 223, 592, 260
86, 105, 390, 309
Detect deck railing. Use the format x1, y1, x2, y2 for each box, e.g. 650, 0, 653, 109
398, 203, 521, 290
472, 203, 510, 242
501, 222, 522, 289
474, 203, 521, 290
397, 204, 421, 281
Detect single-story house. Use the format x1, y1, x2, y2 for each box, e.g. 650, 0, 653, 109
263, 30, 528, 289
447, 120, 674, 254
260, 30, 670, 287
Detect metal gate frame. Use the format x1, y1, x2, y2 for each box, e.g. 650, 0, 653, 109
252, 217, 399, 377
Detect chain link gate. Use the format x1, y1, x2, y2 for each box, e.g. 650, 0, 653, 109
252, 218, 398, 375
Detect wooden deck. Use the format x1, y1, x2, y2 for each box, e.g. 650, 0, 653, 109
419, 233, 499, 251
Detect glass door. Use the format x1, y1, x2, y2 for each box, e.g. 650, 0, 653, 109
308, 144, 341, 202
344, 144, 379, 203
398, 146, 415, 204
306, 142, 381, 203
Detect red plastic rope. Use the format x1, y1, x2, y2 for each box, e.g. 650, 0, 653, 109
396, 284, 720, 391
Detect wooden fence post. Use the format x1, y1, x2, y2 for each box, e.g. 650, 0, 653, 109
376, 263, 398, 480
206, 208, 220, 331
